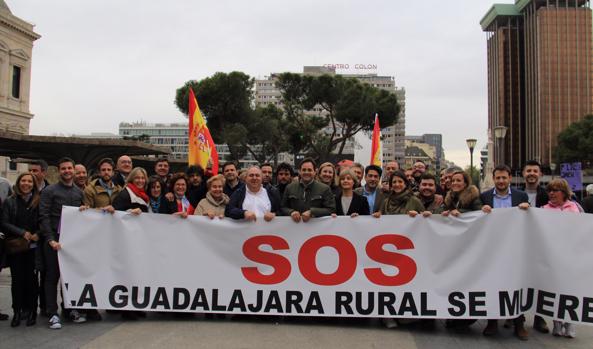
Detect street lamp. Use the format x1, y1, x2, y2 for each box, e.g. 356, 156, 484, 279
493, 126, 508, 165
550, 163, 556, 180
466, 138, 477, 183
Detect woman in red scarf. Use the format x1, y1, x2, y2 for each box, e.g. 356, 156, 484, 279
113, 167, 149, 214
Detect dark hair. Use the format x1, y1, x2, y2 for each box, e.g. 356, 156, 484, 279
155, 157, 169, 166
299, 157, 317, 170
260, 163, 273, 170
420, 172, 437, 183
147, 175, 166, 198
97, 158, 115, 169
169, 173, 189, 193
30, 159, 48, 170
493, 164, 512, 176
414, 159, 426, 165
522, 160, 541, 171
365, 165, 383, 177
186, 165, 204, 178
389, 170, 409, 188
57, 157, 75, 168
222, 161, 237, 172
275, 162, 295, 177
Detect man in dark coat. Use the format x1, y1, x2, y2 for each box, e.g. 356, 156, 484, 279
225, 166, 281, 221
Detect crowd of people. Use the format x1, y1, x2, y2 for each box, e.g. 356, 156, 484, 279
0, 154, 591, 340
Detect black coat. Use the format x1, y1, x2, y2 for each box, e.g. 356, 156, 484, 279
480, 188, 529, 208
187, 182, 207, 208
335, 192, 370, 216
224, 181, 245, 198
582, 196, 593, 214
1, 195, 39, 238
148, 195, 177, 214
113, 187, 149, 213
225, 185, 281, 219
518, 184, 548, 208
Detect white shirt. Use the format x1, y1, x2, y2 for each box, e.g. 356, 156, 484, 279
243, 187, 272, 217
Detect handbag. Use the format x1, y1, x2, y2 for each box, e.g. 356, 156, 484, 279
4, 237, 29, 255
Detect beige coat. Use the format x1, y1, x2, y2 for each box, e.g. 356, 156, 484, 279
194, 192, 229, 216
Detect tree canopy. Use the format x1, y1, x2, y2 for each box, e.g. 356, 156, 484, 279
555, 115, 593, 164
175, 71, 400, 164
175, 72, 291, 164
275, 73, 400, 161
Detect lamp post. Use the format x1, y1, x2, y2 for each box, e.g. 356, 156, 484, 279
466, 138, 477, 185
550, 163, 556, 181
493, 126, 508, 165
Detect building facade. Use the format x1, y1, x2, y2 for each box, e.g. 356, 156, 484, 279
405, 133, 444, 172
481, 0, 593, 171
0, 1, 41, 180
404, 139, 437, 169
118, 122, 262, 168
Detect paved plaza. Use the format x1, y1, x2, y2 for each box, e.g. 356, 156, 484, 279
0, 272, 591, 349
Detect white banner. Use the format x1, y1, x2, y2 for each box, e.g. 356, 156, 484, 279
58, 206, 593, 323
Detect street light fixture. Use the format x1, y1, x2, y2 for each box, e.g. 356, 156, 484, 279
493, 126, 508, 165
466, 138, 478, 188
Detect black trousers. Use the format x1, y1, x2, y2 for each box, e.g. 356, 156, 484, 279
8, 248, 39, 312
43, 243, 61, 316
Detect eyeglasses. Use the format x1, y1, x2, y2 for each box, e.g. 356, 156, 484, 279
547, 188, 561, 193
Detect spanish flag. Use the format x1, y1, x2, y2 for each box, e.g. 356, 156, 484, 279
188, 87, 219, 174
370, 113, 382, 166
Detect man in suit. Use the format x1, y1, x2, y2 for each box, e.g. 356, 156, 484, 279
355, 165, 385, 214
480, 164, 529, 340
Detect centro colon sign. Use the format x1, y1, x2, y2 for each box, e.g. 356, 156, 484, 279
323, 64, 378, 70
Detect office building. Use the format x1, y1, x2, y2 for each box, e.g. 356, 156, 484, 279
481, 0, 593, 171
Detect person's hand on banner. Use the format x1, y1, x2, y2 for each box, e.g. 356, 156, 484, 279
408, 210, 418, 217
301, 210, 312, 222
290, 211, 301, 223
101, 205, 115, 214
263, 212, 276, 222
350, 213, 359, 218
173, 211, 188, 219
49, 240, 61, 251
79, 205, 89, 211
518, 203, 530, 210
482, 205, 493, 213
128, 208, 142, 215
244, 211, 257, 221
422, 211, 432, 217
372, 211, 381, 218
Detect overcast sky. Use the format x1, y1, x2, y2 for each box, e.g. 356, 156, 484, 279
10, 0, 498, 168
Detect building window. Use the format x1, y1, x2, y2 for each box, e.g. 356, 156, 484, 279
12, 66, 21, 99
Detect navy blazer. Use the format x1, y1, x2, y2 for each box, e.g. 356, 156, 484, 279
480, 188, 529, 208
335, 192, 371, 216
225, 185, 281, 219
